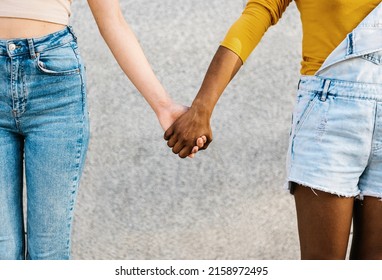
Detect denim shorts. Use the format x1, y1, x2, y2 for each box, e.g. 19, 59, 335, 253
286, 2, 382, 199
0, 27, 89, 259
286, 74, 382, 198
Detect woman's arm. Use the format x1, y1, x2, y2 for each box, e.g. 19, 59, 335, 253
87, 0, 185, 131
164, 46, 243, 158
164, 0, 292, 158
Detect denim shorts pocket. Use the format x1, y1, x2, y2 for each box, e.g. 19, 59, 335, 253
36, 42, 81, 75
361, 50, 382, 65
292, 91, 319, 137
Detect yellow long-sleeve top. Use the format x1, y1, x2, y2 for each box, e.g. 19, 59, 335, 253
221, 0, 381, 75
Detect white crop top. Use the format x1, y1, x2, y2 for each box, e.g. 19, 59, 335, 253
0, 0, 72, 25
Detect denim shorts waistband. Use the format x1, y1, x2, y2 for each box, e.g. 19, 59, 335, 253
298, 75, 382, 101
0, 26, 76, 57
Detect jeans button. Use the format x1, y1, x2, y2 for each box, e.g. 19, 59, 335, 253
8, 43, 16, 51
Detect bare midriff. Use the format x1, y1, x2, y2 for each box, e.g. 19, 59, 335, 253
0, 18, 66, 39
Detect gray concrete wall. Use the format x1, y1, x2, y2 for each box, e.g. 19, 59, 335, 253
70, 0, 302, 260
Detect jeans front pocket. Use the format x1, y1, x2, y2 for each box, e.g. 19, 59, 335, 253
36, 41, 80, 75
292, 90, 319, 137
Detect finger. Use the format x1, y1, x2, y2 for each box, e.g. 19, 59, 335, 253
179, 146, 193, 159
164, 125, 174, 140
188, 146, 199, 158
201, 135, 207, 143
167, 135, 178, 148
199, 137, 212, 151
191, 146, 199, 154
172, 142, 184, 155
188, 153, 195, 159
196, 137, 205, 148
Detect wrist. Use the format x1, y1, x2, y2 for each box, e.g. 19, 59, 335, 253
191, 98, 214, 118
155, 100, 188, 131
149, 91, 174, 117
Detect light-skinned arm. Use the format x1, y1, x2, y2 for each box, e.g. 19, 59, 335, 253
87, 0, 204, 156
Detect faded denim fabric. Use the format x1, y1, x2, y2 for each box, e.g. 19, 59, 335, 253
286, 2, 382, 198
0, 27, 89, 259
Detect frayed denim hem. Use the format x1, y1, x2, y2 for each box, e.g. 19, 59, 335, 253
357, 191, 382, 201
285, 178, 360, 198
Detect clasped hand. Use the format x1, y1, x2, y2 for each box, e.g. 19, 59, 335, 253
164, 106, 213, 158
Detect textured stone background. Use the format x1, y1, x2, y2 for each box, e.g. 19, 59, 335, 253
70, 0, 302, 259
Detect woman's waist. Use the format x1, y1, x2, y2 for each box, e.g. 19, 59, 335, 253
0, 18, 66, 40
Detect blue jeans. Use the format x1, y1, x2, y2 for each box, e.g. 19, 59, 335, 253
0, 27, 89, 259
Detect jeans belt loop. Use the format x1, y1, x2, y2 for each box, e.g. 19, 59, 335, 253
27, 39, 36, 59
321, 79, 331, 102
67, 26, 78, 42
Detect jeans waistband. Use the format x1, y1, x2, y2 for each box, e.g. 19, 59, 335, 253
298, 75, 382, 101
0, 26, 76, 58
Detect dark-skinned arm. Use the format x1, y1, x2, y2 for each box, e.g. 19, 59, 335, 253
164, 46, 243, 158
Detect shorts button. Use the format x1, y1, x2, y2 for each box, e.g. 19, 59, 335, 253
8, 43, 16, 51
